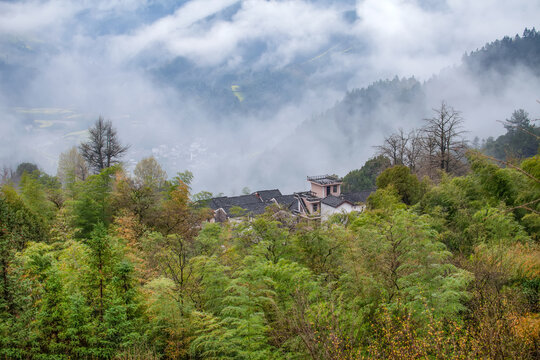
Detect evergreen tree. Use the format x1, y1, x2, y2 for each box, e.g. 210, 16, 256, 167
484, 109, 539, 160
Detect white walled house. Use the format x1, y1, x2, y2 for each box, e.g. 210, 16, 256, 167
207, 175, 373, 222
295, 175, 372, 220
320, 195, 367, 221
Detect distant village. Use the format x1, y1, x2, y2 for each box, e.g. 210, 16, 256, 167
208, 175, 373, 222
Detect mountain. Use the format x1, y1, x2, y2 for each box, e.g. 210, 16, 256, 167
239, 28, 540, 192
150, 40, 361, 118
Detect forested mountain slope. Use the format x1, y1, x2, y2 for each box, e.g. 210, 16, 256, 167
246, 29, 540, 191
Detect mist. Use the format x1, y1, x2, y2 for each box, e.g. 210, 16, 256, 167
0, 0, 539, 195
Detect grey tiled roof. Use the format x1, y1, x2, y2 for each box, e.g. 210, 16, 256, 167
321, 195, 347, 208
222, 202, 270, 217
342, 190, 374, 204
288, 200, 300, 212
253, 189, 282, 201
209, 194, 261, 210
321, 189, 375, 209
209, 197, 229, 210
209, 190, 285, 218
209, 187, 374, 218
307, 175, 342, 185
273, 194, 295, 206
273, 194, 299, 212
295, 191, 320, 202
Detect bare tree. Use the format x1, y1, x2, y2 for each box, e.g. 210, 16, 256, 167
422, 102, 466, 173
79, 116, 129, 173
0, 166, 13, 185
405, 129, 423, 174
377, 128, 409, 166
418, 131, 439, 178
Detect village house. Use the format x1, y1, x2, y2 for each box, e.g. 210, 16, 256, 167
208, 175, 373, 222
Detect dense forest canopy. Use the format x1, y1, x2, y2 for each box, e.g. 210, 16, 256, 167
1, 92, 539, 359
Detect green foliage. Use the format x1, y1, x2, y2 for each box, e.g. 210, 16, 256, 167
20, 171, 57, 223
14, 162, 38, 180
1, 184, 48, 247
134, 156, 167, 190
0, 187, 49, 357
367, 186, 407, 212
71, 166, 117, 238
469, 154, 521, 205
4, 142, 540, 358
248, 217, 291, 263
229, 205, 248, 218
342, 155, 391, 192
190, 277, 274, 359
35, 267, 67, 356
376, 165, 425, 205
195, 223, 223, 256
169, 170, 194, 193
348, 209, 471, 320
291, 225, 346, 277
192, 190, 214, 206
483, 109, 539, 160
465, 207, 530, 248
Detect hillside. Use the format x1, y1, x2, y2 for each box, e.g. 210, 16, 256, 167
239, 28, 540, 192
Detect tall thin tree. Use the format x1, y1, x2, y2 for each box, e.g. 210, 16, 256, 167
79, 117, 129, 173
422, 102, 466, 173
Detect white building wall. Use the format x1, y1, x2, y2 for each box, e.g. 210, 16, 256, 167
321, 202, 366, 221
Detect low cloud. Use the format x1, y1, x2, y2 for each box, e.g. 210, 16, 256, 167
111, 0, 349, 69
0, 0, 538, 194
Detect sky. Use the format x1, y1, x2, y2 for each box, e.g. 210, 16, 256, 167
0, 0, 539, 194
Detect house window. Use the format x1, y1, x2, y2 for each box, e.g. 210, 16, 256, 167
326, 186, 331, 196
312, 203, 318, 212
333, 185, 338, 193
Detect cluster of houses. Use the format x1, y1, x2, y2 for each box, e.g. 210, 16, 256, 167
208, 175, 373, 222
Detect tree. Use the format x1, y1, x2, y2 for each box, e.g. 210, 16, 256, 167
483, 109, 539, 160
405, 129, 424, 173
133, 156, 167, 190
170, 171, 194, 191
57, 146, 89, 189
342, 155, 391, 192
85, 223, 114, 321
71, 167, 117, 239
348, 209, 470, 319
79, 117, 129, 173
0, 187, 48, 357
376, 166, 425, 205
0, 166, 13, 185
19, 172, 56, 224
35, 267, 67, 356
376, 129, 409, 166
422, 102, 467, 173
14, 162, 38, 182
152, 181, 210, 238
112, 169, 161, 224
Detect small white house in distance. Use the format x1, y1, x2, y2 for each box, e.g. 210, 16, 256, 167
320, 192, 370, 221
295, 175, 373, 220
207, 175, 374, 222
